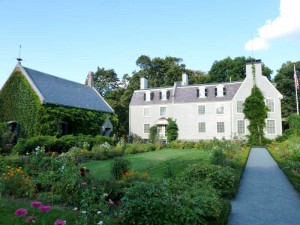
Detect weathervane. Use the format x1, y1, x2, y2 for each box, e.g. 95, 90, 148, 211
16, 45, 23, 62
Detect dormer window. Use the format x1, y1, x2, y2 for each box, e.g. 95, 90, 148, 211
144, 91, 154, 101
159, 90, 170, 100
215, 84, 226, 97
197, 86, 207, 98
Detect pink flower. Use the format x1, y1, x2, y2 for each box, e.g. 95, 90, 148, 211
108, 199, 114, 205
39, 205, 51, 213
26, 216, 37, 223
54, 219, 67, 225
81, 182, 87, 186
31, 201, 43, 208
15, 208, 28, 217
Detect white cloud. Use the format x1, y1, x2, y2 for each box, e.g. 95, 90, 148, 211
245, 0, 300, 51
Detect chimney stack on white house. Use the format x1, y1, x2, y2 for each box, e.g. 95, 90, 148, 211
140, 77, 148, 89
246, 59, 262, 78
181, 73, 189, 86
87, 71, 94, 87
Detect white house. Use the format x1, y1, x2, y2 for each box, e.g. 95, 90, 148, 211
129, 60, 283, 140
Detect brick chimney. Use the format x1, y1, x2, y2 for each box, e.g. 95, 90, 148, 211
87, 71, 94, 87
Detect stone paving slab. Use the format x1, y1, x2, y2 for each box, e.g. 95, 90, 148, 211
228, 148, 300, 225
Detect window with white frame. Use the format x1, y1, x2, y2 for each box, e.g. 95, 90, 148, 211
237, 100, 244, 113
266, 120, 275, 134
160, 106, 167, 116
144, 91, 153, 101
237, 120, 245, 134
198, 122, 206, 133
216, 104, 224, 114
215, 84, 225, 97
143, 107, 150, 117
160, 90, 170, 100
198, 105, 205, 115
197, 86, 207, 98
266, 99, 274, 113
217, 122, 225, 133
144, 124, 150, 134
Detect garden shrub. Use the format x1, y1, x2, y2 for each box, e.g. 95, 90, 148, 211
211, 149, 229, 166
183, 164, 236, 198
0, 122, 16, 155
12, 135, 116, 155
111, 158, 131, 180
166, 118, 179, 142
119, 179, 230, 225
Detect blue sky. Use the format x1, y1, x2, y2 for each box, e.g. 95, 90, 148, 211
1, 0, 299, 89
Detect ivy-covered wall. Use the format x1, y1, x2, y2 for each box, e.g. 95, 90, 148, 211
37, 104, 114, 136
0, 70, 116, 138
0, 71, 40, 138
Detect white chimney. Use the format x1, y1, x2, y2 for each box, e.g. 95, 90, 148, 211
246, 59, 262, 78
181, 73, 189, 86
87, 71, 94, 87
140, 77, 148, 89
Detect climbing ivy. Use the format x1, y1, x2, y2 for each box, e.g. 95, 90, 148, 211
0, 71, 40, 138
243, 85, 269, 145
0, 71, 116, 138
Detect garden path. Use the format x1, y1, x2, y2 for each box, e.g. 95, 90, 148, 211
228, 147, 300, 225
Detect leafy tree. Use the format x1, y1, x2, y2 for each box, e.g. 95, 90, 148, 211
208, 56, 272, 82
243, 85, 269, 145
166, 118, 178, 142
274, 61, 300, 118
93, 67, 119, 97
287, 113, 300, 136
135, 55, 186, 87
186, 69, 209, 84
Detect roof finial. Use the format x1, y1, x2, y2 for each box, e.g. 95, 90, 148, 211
16, 45, 23, 63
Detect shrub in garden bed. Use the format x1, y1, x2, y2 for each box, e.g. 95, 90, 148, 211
182, 164, 236, 198
12, 134, 116, 155
118, 179, 230, 225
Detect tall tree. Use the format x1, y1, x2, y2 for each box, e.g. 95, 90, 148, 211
135, 55, 186, 87
243, 85, 269, 145
274, 61, 300, 118
208, 56, 272, 82
93, 67, 119, 97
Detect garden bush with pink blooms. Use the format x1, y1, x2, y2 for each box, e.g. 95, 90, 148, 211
0, 138, 249, 224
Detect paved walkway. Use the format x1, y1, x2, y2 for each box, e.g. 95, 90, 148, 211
228, 148, 300, 225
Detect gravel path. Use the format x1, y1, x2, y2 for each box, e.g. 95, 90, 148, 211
228, 148, 300, 225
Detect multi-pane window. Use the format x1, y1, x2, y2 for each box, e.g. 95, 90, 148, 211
216, 105, 224, 114
198, 105, 205, 115
266, 120, 275, 134
144, 124, 150, 134
217, 122, 225, 133
160, 107, 167, 116
143, 107, 150, 117
237, 100, 244, 113
266, 99, 274, 112
198, 122, 206, 133
237, 120, 245, 134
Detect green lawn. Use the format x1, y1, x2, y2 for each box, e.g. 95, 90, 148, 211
84, 148, 211, 179
0, 197, 77, 224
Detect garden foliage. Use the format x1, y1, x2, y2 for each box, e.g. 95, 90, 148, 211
166, 118, 179, 142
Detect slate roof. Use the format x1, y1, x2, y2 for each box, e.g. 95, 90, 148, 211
17, 64, 114, 113
130, 82, 242, 106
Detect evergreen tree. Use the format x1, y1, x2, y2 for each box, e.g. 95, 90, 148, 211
243, 85, 269, 145
166, 118, 178, 142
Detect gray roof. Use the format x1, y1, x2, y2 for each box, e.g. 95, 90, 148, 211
130, 82, 242, 106
19, 65, 114, 113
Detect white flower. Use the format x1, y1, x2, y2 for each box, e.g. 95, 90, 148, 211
73, 207, 78, 211
81, 211, 87, 214
97, 211, 101, 215
97, 221, 103, 225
